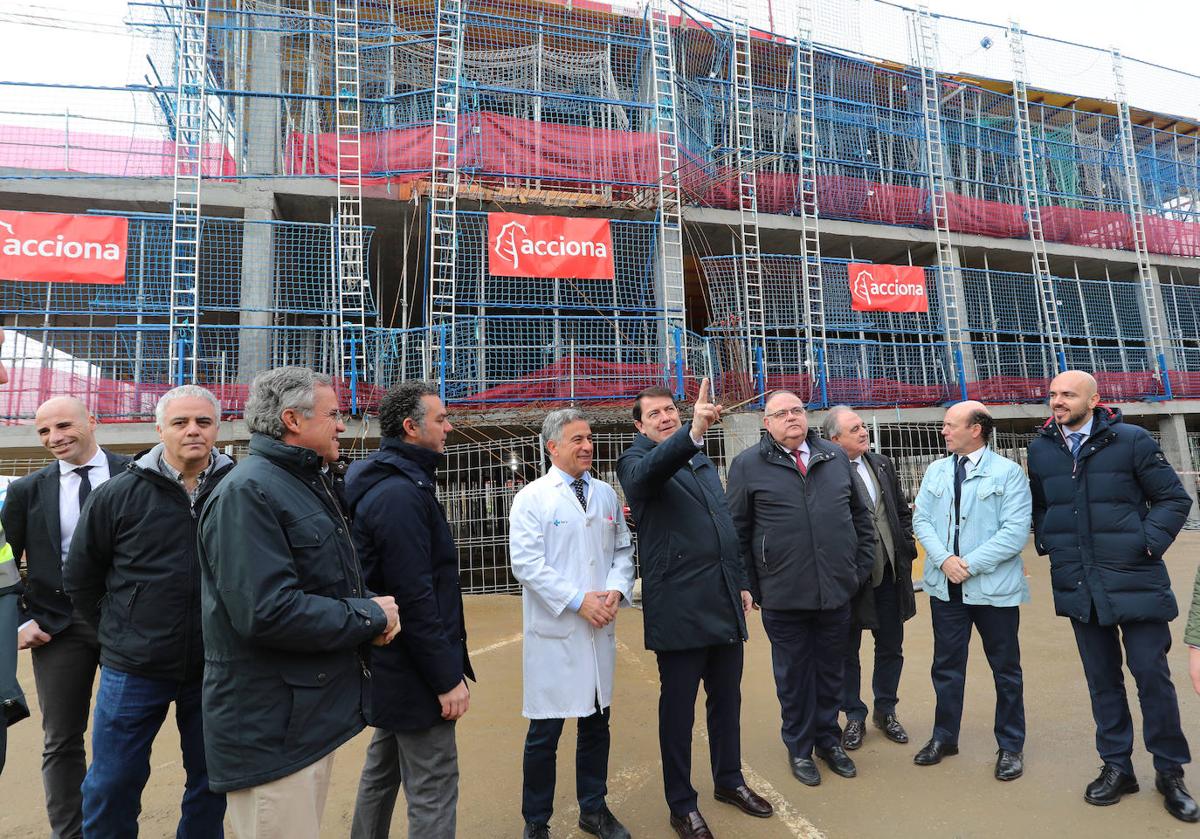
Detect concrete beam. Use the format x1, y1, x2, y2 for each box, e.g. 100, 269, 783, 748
1157, 414, 1199, 523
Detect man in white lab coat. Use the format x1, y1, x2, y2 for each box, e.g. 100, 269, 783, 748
509, 408, 636, 839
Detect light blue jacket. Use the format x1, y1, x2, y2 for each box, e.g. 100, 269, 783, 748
913, 447, 1032, 607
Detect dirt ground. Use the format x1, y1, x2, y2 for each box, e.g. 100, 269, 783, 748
2, 535, 1200, 838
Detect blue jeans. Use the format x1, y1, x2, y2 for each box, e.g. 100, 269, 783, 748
82, 667, 225, 838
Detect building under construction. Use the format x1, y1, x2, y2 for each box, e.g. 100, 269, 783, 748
1, 0, 1199, 584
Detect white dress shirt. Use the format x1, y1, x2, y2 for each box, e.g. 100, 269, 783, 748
59, 447, 112, 566
1061, 416, 1094, 448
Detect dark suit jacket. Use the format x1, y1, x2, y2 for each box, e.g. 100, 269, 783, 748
851, 451, 918, 628
1, 450, 131, 634
617, 424, 749, 652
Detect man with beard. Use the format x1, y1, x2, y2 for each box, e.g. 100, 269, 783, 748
1028, 370, 1196, 822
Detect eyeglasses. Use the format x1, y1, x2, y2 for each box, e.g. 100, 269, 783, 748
766, 407, 806, 420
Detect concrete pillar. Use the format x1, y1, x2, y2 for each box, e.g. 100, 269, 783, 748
722, 410, 763, 461
245, 17, 281, 176
1157, 413, 1198, 524
238, 206, 274, 383
235, 19, 281, 384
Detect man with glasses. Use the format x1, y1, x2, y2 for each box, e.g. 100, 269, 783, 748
726, 391, 875, 787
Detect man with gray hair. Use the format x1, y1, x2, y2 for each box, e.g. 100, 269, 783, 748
65, 384, 232, 836
822, 406, 917, 753
198, 367, 400, 839
509, 408, 636, 839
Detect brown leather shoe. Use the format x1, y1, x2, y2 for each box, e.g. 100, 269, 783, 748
714, 784, 773, 818
670, 810, 714, 838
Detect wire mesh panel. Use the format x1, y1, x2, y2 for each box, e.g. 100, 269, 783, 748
960, 266, 1156, 401
440, 424, 728, 593
701, 254, 952, 406
0, 211, 379, 420
433, 212, 681, 403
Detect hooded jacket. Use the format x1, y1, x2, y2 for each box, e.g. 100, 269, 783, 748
64, 444, 234, 682
345, 437, 474, 732
1028, 406, 1192, 625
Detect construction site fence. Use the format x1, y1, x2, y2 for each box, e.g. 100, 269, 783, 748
2, 421, 1195, 595
701, 253, 1200, 405
0, 212, 377, 320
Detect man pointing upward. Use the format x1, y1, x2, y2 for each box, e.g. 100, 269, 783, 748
618, 379, 771, 839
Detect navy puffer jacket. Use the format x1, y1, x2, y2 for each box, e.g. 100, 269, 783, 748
1028, 406, 1193, 625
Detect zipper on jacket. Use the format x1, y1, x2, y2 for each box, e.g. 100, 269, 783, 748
760, 534, 768, 570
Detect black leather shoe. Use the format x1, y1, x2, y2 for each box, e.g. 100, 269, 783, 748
995, 749, 1024, 781
1084, 764, 1139, 805
579, 805, 631, 839
872, 711, 909, 744
815, 745, 857, 778
842, 719, 865, 750
714, 784, 773, 818
790, 756, 821, 786
913, 739, 959, 766
1156, 772, 1200, 823
670, 810, 714, 838
523, 824, 550, 839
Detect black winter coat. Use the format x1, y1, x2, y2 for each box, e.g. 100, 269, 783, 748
616, 425, 749, 652
64, 446, 234, 682
345, 438, 474, 732
197, 434, 389, 793
1028, 406, 1192, 625
851, 451, 918, 628
727, 432, 875, 611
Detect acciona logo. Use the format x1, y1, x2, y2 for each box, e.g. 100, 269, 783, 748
493, 219, 609, 271
487, 213, 615, 279
0, 219, 122, 262
851, 268, 925, 305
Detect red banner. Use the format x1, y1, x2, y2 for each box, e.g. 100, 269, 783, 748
847, 263, 928, 312
488, 213, 615, 279
0, 211, 128, 285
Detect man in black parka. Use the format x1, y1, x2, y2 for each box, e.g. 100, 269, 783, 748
347, 381, 473, 839
1028, 370, 1197, 823
726, 390, 875, 788
65, 385, 233, 837
617, 380, 771, 839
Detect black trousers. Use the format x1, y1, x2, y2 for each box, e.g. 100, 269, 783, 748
842, 564, 905, 721
31, 613, 100, 839
929, 596, 1024, 752
760, 604, 850, 759
521, 706, 610, 826
655, 642, 745, 816
1070, 615, 1191, 775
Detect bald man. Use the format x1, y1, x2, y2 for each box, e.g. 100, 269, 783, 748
912, 401, 1031, 781
1, 396, 129, 837
1028, 371, 1197, 822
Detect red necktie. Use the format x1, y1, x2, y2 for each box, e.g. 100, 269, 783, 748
792, 449, 807, 476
